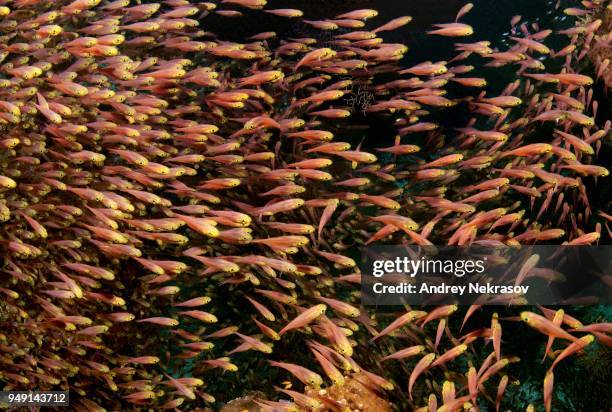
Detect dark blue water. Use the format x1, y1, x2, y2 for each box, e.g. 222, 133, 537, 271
206, 0, 559, 62
204, 0, 576, 141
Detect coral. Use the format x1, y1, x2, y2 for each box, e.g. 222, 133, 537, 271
587, 3, 612, 87
305, 373, 393, 412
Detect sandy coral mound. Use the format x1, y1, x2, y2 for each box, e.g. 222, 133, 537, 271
305, 373, 393, 412
219, 394, 264, 412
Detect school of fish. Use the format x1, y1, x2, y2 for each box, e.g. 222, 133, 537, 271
0, 0, 610, 410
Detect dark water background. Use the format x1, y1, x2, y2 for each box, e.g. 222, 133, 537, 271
206, 0, 557, 61
208, 0, 541, 39
204, 0, 610, 212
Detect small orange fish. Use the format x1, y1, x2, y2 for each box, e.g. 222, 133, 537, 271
431, 344, 468, 368
381, 345, 425, 361
136, 317, 179, 327
520, 312, 578, 342
336, 9, 378, 20
309, 108, 351, 118
279, 304, 327, 335
359, 194, 400, 210
373, 16, 412, 33
550, 334, 594, 370
238, 70, 284, 86
264, 9, 303, 18
371, 310, 427, 341
310, 347, 345, 385
428, 23, 474, 37
408, 353, 436, 399
268, 361, 324, 387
